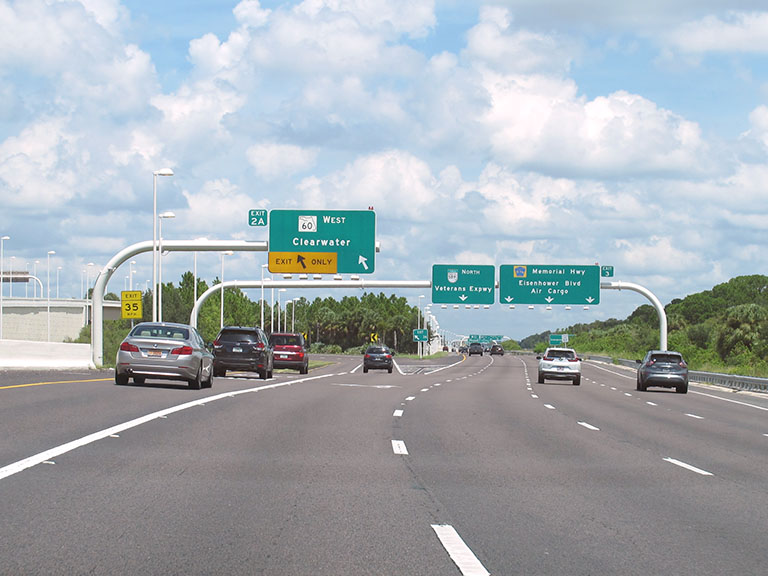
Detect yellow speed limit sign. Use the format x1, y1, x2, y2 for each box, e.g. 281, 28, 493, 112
121, 290, 142, 320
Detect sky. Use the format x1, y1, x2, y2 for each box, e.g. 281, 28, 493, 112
2, 0, 768, 342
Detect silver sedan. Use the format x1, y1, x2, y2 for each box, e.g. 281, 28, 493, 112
115, 322, 214, 389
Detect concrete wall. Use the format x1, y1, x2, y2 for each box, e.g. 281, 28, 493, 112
0, 300, 121, 342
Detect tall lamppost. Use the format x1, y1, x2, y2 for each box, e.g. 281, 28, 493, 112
158, 211, 175, 322
261, 263, 268, 329
417, 294, 425, 357
9, 256, 14, 298
291, 297, 300, 332
220, 250, 234, 329
278, 289, 286, 332
129, 261, 136, 291
86, 262, 94, 327
56, 266, 62, 298
192, 238, 206, 312
0, 235, 9, 339
152, 168, 174, 322
46, 250, 55, 341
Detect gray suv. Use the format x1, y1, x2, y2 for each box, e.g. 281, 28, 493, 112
212, 326, 274, 379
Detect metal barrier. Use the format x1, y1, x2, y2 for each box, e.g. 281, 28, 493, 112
584, 354, 768, 393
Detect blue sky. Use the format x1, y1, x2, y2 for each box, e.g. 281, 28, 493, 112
2, 0, 768, 342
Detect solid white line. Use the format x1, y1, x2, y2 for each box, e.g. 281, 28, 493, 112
431, 524, 490, 576
663, 457, 713, 476
393, 409, 404, 417
0, 373, 334, 483
685, 413, 704, 420
391, 440, 408, 455
646, 401, 658, 406
578, 421, 600, 431
690, 390, 768, 412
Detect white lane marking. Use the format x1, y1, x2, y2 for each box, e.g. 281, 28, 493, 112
0, 373, 334, 482
663, 457, 713, 476
434, 383, 441, 387
421, 388, 430, 392
587, 362, 635, 379
391, 440, 408, 455
544, 404, 556, 410
405, 396, 416, 401
578, 421, 600, 431
331, 383, 398, 389
393, 409, 404, 417
610, 387, 618, 391
431, 524, 490, 576
763, 433, 768, 437
624, 393, 633, 397
531, 394, 539, 399
646, 401, 658, 406
690, 390, 768, 412
424, 358, 466, 375
685, 413, 704, 420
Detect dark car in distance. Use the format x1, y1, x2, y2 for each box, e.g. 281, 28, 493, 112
363, 345, 394, 373
636, 350, 688, 393
490, 344, 504, 356
212, 326, 274, 380
269, 332, 309, 374
468, 342, 484, 356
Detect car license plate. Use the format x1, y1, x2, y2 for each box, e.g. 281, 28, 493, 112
147, 350, 162, 357
233, 347, 242, 353
279, 354, 288, 359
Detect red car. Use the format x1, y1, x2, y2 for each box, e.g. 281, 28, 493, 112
269, 332, 309, 374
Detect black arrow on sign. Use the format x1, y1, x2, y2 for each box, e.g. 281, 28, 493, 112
296, 254, 307, 269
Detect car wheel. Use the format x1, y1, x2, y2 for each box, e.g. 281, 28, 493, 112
301, 363, 308, 375
538, 372, 544, 384
115, 373, 128, 386
676, 382, 688, 394
573, 375, 581, 386
363, 366, 368, 373
638, 379, 647, 392
259, 368, 268, 380
388, 367, 393, 374
189, 366, 203, 390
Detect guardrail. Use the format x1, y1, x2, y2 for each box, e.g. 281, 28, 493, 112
584, 354, 768, 394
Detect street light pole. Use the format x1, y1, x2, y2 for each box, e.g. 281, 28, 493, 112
158, 211, 175, 322
56, 266, 62, 299
261, 263, 268, 329
9, 256, 14, 298
0, 235, 9, 339
47, 250, 55, 341
152, 168, 174, 322
220, 250, 234, 329
278, 289, 286, 332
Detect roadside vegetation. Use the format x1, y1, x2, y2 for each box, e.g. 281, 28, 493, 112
521, 275, 768, 378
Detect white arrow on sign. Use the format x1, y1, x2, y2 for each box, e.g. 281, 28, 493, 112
358, 255, 368, 270
459, 294, 468, 301
505, 296, 514, 302
545, 297, 554, 303
586, 297, 595, 303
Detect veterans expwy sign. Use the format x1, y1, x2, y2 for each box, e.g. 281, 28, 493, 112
432, 264, 495, 305
269, 210, 376, 274
499, 265, 600, 305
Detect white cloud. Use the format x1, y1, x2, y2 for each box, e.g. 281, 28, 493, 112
668, 11, 768, 53
247, 142, 318, 179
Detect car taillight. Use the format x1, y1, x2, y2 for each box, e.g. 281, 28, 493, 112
296, 352, 304, 359
213, 339, 220, 347
543, 356, 553, 361
365, 354, 371, 359
120, 342, 139, 352
254, 342, 265, 350
647, 359, 656, 366
679, 361, 687, 368
171, 346, 193, 355
385, 354, 392, 359
568, 358, 579, 362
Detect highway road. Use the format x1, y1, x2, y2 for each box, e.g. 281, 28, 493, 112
1, 354, 767, 575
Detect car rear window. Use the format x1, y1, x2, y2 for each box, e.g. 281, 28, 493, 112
366, 347, 389, 354
651, 354, 683, 363
132, 326, 189, 340
547, 349, 575, 359
218, 330, 258, 343
271, 335, 302, 346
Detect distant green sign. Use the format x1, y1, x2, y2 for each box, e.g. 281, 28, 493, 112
499, 265, 600, 305
413, 328, 428, 342
601, 266, 614, 277
469, 334, 503, 343
549, 334, 570, 346
249, 209, 268, 226
432, 264, 495, 305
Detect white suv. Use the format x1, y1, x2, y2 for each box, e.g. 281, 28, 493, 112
537, 347, 582, 385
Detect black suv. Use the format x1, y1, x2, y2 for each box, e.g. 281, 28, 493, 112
468, 342, 484, 356
212, 326, 274, 379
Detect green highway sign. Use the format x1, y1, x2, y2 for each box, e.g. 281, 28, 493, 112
432, 264, 495, 305
601, 265, 614, 277
269, 209, 376, 274
469, 334, 503, 342
249, 209, 268, 226
413, 328, 428, 342
549, 334, 571, 346
499, 264, 600, 305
